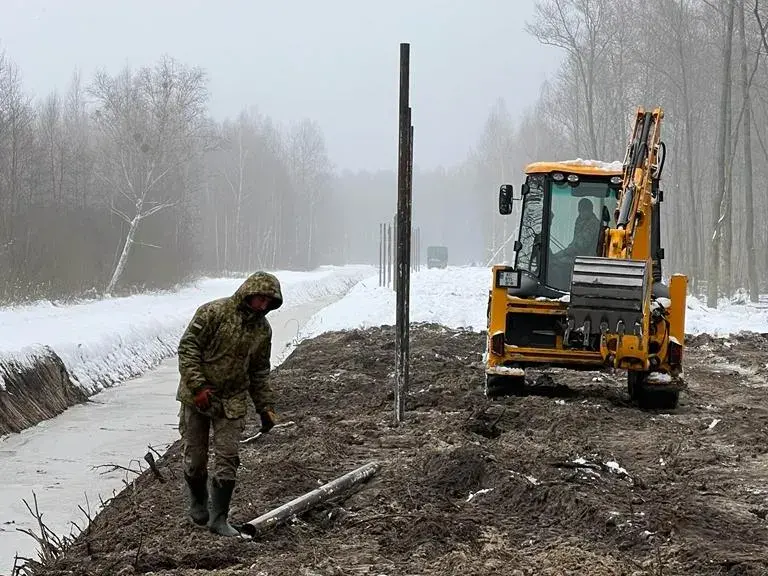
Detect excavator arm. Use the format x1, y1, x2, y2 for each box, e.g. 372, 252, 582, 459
566, 107, 682, 372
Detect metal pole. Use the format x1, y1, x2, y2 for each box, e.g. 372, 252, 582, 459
379, 223, 383, 286
392, 214, 397, 290
241, 462, 381, 538
395, 43, 412, 424
386, 223, 392, 288
403, 118, 413, 395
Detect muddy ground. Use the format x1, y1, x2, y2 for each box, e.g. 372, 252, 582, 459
22, 325, 768, 576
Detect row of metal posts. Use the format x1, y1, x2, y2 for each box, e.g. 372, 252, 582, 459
378, 220, 420, 288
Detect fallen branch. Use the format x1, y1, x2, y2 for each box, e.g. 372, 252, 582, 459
239, 461, 381, 539
143, 452, 165, 483
93, 463, 143, 477
240, 420, 296, 445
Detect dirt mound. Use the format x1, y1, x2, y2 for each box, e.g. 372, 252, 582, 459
24, 325, 768, 575
0, 346, 87, 435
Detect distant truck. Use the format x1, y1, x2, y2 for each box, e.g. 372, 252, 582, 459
427, 245, 448, 269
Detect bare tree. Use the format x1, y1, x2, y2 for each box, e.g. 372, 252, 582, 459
285, 119, 332, 269
708, 0, 736, 308
474, 99, 516, 263
527, 0, 613, 158
90, 57, 209, 295
738, 0, 759, 301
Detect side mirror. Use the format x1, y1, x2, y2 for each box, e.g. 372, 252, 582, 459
513, 240, 523, 252
499, 184, 514, 215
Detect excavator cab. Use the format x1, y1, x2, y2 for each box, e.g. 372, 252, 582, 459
486, 108, 688, 409
505, 164, 622, 299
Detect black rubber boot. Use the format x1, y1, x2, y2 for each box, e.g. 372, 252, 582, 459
184, 473, 209, 525
207, 477, 240, 536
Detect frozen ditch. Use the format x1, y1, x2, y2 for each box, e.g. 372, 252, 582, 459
0, 266, 372, 571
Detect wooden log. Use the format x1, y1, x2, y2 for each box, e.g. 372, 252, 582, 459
239, 461, 381, 538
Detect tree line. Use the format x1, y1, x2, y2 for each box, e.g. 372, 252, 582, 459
471, 0, 768, 307
0, 53, 337, 303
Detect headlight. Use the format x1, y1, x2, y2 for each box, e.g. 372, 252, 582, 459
496, 268, 521, 288
567, 174, 579, 183
610, 176, 622, 185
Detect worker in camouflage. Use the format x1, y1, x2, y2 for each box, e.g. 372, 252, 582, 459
176, 271, 283, 537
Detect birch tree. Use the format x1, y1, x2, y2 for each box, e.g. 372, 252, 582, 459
286, 119, 331, 268
708, 0, 736, 308
90, 57, 209, 295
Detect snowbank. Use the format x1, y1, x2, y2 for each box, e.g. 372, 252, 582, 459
297, 267, 491, 339
297, 266, 768, 341
685, 294, 768, 337
0, 265, 373, 393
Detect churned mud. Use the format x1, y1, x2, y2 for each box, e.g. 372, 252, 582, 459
23, 326, 768, 575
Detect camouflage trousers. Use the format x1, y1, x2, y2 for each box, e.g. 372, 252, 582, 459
178, 404, 246, 481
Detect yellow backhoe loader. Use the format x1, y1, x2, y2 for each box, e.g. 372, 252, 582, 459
485, 107, 687, 409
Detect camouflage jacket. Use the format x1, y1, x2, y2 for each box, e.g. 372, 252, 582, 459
176, 272, 283, 419
565, 212, 601, 257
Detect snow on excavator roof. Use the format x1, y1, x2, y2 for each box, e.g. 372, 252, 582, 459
524, 158, 623, 176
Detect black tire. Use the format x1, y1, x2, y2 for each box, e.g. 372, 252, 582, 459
627, 371, 679, 410
485, 373, 526, 398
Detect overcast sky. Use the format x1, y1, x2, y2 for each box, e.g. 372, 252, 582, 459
1, 0, 563, 172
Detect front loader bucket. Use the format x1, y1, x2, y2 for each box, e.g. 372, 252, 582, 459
567, 256, 648, 335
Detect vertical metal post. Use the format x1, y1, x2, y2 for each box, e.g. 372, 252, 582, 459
395, 43, 412, 424
392, 215, 397, 291
379, 223, 383, 286
386, 223, 392, 288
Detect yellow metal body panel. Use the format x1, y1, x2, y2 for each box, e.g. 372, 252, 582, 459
486, 273, 605, 370
668, 274, 688, 345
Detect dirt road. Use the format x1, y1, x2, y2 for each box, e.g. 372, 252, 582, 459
24, 325, 768, 575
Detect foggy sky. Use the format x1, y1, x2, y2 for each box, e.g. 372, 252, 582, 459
1, 0, 563, 172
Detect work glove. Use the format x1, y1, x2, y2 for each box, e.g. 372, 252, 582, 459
193, 387, 214, 411
259, 409, 276, 433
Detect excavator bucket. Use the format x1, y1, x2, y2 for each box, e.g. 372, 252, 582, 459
568, 256, 648, 335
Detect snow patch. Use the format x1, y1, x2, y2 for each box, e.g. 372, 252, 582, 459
556, 158, 624, 172
605, 460, 629, 476
466, 488, 494, 502
685, 294, 768, 336
297, 267, 491, 339
647, 372, 673, 384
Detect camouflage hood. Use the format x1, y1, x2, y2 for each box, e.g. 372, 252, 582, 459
233, 271, 283, 313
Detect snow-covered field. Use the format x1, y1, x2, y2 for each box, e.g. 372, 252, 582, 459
297, 266, 768, 341
297, 267, 491, 339
2, 264, 766, 395
0, 265, 373, 392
